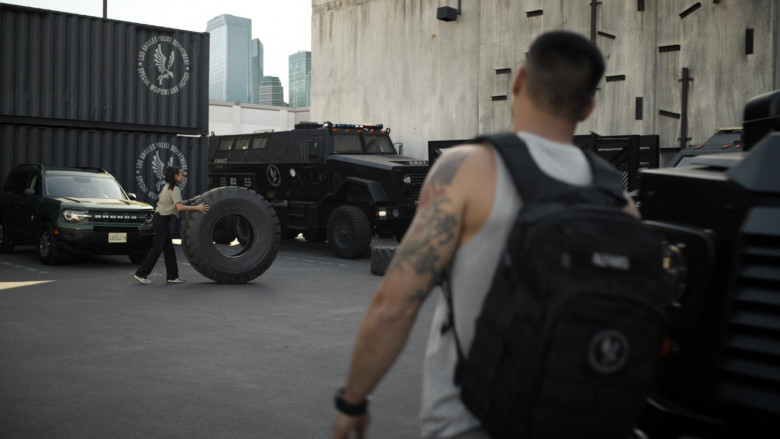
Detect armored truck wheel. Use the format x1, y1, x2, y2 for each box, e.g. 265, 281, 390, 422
181, 186, 280, 284
370, 245, 396, 276
327, 205, 371, 259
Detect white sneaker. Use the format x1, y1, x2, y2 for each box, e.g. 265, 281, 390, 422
167, 278, 185, 283
134, 274, 151, 285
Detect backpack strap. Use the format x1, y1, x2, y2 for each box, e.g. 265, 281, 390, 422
473, 133, 626, 206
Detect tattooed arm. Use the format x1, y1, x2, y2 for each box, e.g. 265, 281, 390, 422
334, 147, 482, 439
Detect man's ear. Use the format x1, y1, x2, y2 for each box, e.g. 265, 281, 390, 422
512, 68, 525, 96
579, 99, 596, 121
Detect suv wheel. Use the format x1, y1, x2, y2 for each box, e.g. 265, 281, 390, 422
0, 215, 13, 253
327, 206, 371, 259
38, 224, 62, 265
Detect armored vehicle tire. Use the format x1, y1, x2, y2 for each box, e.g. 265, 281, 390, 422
371, 245, 396, 276
38, 223, 62, 265
327, 205, 372, 259
181, 186, 281, 284
0, 215, 13, 253
303, 228, 327, 243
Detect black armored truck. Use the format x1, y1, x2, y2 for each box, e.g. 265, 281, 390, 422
207, 122, 429, 258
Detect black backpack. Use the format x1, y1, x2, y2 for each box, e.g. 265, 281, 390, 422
444, 133, 667, 439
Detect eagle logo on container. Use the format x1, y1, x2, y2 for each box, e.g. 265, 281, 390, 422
137, 35, 191, 96
135, 142, 189, 201
152, 153, 175, 191
153, 44, 175, 85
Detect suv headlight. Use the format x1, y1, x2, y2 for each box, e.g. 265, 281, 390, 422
144, 213, 154, 223
62, 209, 92, 223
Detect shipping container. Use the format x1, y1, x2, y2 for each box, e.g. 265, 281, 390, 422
0, 124, 208, 204
0, 3, 209, 135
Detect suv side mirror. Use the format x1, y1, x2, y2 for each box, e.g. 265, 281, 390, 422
394, 142, 403, 155
23, 188, 35, 197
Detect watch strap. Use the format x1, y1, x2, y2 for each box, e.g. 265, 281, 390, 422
334, 387, 368, 416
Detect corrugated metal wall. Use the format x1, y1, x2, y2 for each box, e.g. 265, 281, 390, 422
0, 125, 207, 204
0, 4, 209, 134
0, 4, 210, 198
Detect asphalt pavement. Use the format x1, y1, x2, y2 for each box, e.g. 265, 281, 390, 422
0, 237, 433, 438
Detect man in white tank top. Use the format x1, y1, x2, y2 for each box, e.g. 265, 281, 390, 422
333, 31, 639, 439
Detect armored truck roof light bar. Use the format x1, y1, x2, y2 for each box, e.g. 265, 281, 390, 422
330, 123, 389, 134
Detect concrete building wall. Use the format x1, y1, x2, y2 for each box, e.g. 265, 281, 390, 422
311, 0, 779, 162
208, 101, 310, 135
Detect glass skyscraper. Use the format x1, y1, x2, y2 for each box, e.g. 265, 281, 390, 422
207, 14, 252, 103
259, 76, 286, 107
288, 51, 311, 108
250, 39, 264, 104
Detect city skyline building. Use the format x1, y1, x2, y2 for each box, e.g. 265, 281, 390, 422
250, 38, 264, 104
207, 14, 252, 103
288, 51, 311, 107
259, 76, 286, 107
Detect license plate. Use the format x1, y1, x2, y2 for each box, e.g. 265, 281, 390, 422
108, 233, 127, 243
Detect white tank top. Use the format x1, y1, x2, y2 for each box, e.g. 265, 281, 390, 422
419, 132, 592, 438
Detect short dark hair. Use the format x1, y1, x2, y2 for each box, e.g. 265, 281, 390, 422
165, 165, 182, 191
524, 31, 605, 122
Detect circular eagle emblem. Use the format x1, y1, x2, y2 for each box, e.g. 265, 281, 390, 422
135, 142, 188, 201
137, 35, 191, 95
587, 329, 630, 374
266, 164, 282, 187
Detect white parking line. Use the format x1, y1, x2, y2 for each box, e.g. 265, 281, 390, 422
283, 256, 350, 267
0, 260, 49, 275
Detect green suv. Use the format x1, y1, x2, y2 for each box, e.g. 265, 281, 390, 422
0, 164, 155, 265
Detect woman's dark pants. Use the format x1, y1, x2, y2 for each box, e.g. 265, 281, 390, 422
135, 213, 178, 280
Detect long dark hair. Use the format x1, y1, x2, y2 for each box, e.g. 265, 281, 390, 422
164, 166, 182, 191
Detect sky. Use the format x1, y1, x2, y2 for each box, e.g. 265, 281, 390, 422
2, 0, 312, 95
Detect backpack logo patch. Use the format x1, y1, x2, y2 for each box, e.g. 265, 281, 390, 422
588, 329, 630, 374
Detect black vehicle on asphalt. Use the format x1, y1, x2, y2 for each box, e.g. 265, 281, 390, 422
0, 164, 155, 265
207, 122, 429, 259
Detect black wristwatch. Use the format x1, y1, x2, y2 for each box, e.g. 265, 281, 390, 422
334, 387, 369, 416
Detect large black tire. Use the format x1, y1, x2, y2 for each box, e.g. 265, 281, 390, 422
38, 223, 62, 265
181, 187, 281, 284
370, 245, 396, 276
327, 205, 371, 259
0, 214, 13, 253
302, 228, 327, 243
